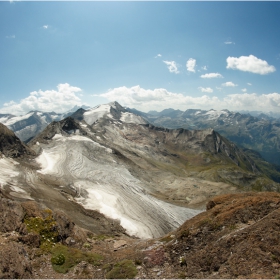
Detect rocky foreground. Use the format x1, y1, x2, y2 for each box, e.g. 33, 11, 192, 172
1, 191, 279, 279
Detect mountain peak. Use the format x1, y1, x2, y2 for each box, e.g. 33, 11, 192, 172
0, 123, 34, 158
82, 101, 147, 126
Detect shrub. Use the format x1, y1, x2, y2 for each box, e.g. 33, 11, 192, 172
106, 259, 137, 279
51, 244, 103, 274
51, 253, 65, 265
24, 209, 58, 251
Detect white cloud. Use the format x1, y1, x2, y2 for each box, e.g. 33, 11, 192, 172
163, 60, 180, 74
155, 54, 162, 58
224, 41, 235, 45
226, 55, 276, 75
222, 81, 238, 87
99, 85, 280, 113
6, 35, 15, 39
198, 87, 213, 93
43, 25, 49, 29
186, 58, 196, 73
201, 66, 207, 71
242, 88, 247, 92
247, 83, 252, 86
200, 73, 223, 78
0, 83, 82, 115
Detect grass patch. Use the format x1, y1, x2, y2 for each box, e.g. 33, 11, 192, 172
105, 259, 137, 279
51, 244, 103, 274
92, 234, 113, 241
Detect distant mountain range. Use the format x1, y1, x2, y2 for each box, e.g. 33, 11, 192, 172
0, 102, 280, 182
0, 105, 90, 143
126, 107, 280, 169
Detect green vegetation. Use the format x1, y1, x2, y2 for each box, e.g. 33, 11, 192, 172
24, 209, 58, 251
51, 253, 65, 265
105, 259, 138, 279
51, 244, 103, 273
92, 234, 113, 241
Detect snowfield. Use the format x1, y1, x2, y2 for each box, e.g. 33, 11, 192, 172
35, 133, 200, 239
83, 104, 112, 125
120, 112, 147, 124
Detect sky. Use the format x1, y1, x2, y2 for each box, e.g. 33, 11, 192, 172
1, 1, 280, 115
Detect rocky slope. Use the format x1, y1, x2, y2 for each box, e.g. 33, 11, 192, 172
86, 112, 279, 202
1, 190, 279, 279
128, 107, 280, 167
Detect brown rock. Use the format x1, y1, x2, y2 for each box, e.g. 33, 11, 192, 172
0, 242, 32, 278
0, 197, 24, 232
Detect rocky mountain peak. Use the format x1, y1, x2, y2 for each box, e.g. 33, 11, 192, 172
0, 123, 34, 158
28, 117, 86, 146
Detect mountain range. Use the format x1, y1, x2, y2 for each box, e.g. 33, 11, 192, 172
0, 101, 280, 279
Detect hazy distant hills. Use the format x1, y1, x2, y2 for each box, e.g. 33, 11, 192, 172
127, 107, 280, 168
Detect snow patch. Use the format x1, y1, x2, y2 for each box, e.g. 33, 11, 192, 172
120, 112, 146, 124
83, 104, 111, 125
0, 157, 19, 186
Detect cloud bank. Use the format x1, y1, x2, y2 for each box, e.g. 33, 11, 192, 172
226, 55, 276, 75
0, 83, 82, 115
100, 85, 280, 113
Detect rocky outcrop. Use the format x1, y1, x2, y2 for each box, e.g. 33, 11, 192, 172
0, 242, 33, 279
0, 197, 24, 232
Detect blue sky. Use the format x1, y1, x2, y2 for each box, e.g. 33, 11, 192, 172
1, 1, 280, 115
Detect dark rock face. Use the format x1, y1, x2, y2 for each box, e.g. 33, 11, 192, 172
53, 210, 75, 240
0, 123, 34, 158
28, 117, 87, 146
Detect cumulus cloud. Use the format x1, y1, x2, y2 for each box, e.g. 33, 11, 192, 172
247, 83, 252, 86
200, 73, 223, 78
198, 87, 213, 93
201, 66, 207, 71
222, 81, 238, 87
186, 58, 196, 73
163, 60, 180, 74
0, 83, 82, 115
43, 25, 49, 29
155, 54, 162, 58
99, 85, 280, 113
226, 55, 276, 75
242, 88, 247, 92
